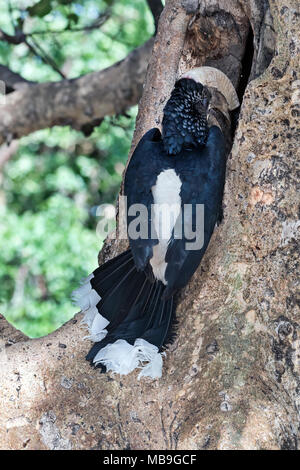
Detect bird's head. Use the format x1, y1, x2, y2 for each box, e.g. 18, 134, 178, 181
162, 67, 239, 156
162, 78, 211, 155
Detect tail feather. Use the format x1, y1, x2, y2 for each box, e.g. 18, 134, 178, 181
72, 249, 176, 379
86, 281, 163, 363
99, 267, 146, 327
93, 249, 132, 279
92, 282, 164, 349
141, 296, 174, 349
91, 250, 134, 297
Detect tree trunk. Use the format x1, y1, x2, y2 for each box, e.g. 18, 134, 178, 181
0, 0, 299, 450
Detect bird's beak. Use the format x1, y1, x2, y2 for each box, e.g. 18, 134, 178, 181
181, 67, 240, 111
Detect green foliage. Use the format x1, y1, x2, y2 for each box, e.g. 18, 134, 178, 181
4, 113, 136, 217
0, 0, 153, 337
0, 1, 154, 80
0, 195, 99, 337
0, 112, 136, 337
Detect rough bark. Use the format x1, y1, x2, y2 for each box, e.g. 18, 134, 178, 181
0, 0, 299, 450
0, 39, 154, 144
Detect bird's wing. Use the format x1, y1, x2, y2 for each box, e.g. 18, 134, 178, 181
164, 126, 226, 297
124, 128, 172, 272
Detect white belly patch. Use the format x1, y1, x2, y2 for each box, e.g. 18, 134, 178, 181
150, 169, 182, 284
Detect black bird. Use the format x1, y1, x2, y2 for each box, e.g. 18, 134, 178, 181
72, 67, 239, 379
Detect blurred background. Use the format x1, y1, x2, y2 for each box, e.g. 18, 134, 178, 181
0, 0, 154, 337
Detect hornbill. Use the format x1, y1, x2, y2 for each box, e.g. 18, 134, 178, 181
72, 67, 239, 379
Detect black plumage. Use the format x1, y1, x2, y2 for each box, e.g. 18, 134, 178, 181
74, 77, 227, 378
162, 78, 211, 155
124, 124, 225, 299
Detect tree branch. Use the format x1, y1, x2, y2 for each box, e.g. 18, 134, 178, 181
1, 0, 298, 451
0, 314, 28, 345
0, 39, 154, 144
28, 11, 110, 36
131, 0, 193, 151
0, 28, 66, 79
0, 29, 25, 45
0, 10, 110, 79
0, 65, 35, 92
25, 36, 66, 79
